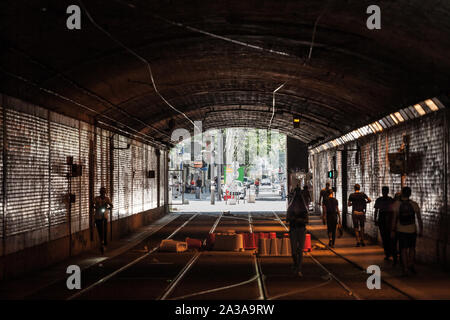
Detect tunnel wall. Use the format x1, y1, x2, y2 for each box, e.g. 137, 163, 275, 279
0, 94, 168, 280
310, 110, 450, 267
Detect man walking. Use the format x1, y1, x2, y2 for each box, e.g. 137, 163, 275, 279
374, 186, 395, 260
391, 187, 423, 276
319, 182, 332, 225
323, 191, 341, 248
287, 186, 309, 277
348, 184, 371, 246
93, 187, 113, 254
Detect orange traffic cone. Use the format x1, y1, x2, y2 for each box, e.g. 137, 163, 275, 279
244, 233, 257, 250
269, 238, 280, 256
280, 237, 291, 256
303, 233, 312, 252
258, 238, 269, 256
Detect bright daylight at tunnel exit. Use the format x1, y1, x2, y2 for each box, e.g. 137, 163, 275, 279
0, 0, 450, 315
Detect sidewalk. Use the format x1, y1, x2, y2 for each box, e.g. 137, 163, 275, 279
308, 216, 450, 300
0, 213, 179, 299
171, 188, 287, 213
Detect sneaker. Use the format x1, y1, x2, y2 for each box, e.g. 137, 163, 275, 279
328, 240, 332, 247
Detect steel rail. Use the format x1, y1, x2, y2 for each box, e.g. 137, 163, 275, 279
249, 212, 268, 300
271, 210, 362, 300
170, 212, 264, 300
308, 230, 415, 300
158, 212, 223, 300
66, 213, 199, 300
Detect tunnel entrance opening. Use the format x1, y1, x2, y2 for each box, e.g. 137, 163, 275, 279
169, 127, 289, 213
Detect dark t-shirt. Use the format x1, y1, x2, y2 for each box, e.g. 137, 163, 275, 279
324, 197, 339, 219
348, 192, 369, 213
301, 189, 311, 204
288, 189, 308, 228
320, 188, 331, 204
374, 196, 394, 222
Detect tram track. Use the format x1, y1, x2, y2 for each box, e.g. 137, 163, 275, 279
29, 209, 414, 300
23, 213, 198, 300
166, 212, 263, 300
269, 210, 361, 299
67, 213, 200, 300
270, 210, 413, 300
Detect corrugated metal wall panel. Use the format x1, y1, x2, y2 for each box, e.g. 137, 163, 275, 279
160, 150, 165, 205
132, 143, 144, 214
112, 134, 120, 221
95, 128, 109, 195
0, 104, 4, 239
49, 114, 79, 231
5, 108, 50, 236
1, 94, 167, 255
79, 122, 92, 231
151, 146, 158, 208
118, 135, 132, 217
143, 145, 152, 211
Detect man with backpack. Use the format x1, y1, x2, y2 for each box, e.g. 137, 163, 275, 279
348, 184, 371, 247
374, 186, 395, 260
286, 185, 309, 277
391, 187, 423, 276
323, 190, 341, 248
319, 182, 332, 225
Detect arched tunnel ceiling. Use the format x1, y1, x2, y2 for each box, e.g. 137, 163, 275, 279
1, 0, 449, 148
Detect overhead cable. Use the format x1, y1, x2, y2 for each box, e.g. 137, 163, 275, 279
79, 0, 199, 132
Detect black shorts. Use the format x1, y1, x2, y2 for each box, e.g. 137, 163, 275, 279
352, 214, 365, 229
398, 232, 417, 249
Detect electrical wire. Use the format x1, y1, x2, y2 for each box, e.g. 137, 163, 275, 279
268, 83, 286, 130
153, 15, 296, 59
78, 0, 199, 132
0, 67, 167, 149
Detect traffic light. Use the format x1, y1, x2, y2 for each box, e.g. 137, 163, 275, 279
327, 170, 337, 179
293, 117, 300, 128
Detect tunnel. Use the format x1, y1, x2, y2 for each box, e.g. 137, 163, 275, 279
0, 0, 450, 304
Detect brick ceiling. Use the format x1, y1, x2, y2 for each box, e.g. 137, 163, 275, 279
1, 0, 449, 147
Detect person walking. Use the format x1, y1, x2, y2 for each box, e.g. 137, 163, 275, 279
323, 191, 341, 248
374, 186, 395, 260
391, 191, 402, 266
93, 187, 113, 254
391, 187, 423, 276
319, 183, 332, 225
348, 184, 371, 247
196, 177, 202, 199
286, 186, 309, 277
301, 185, 312, 209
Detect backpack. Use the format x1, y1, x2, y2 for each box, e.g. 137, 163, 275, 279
287, 189, 308, 226
398, 200, 415, 225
